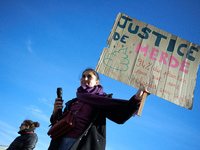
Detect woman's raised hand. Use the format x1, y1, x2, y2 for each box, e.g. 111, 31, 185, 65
53, 98, 64, 114
135, 88, 150, 100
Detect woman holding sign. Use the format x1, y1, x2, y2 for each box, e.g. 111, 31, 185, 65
48, 68, 149, 150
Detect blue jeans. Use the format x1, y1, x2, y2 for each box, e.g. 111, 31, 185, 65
58, 138, 76, 150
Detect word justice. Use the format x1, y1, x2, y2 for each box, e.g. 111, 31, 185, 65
114, 15, 199, 62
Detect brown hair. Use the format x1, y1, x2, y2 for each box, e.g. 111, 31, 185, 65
82, 68, 100, 81
23, 120, 40, 130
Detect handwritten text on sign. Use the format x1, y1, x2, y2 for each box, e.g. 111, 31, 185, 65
96, 12, 200, 110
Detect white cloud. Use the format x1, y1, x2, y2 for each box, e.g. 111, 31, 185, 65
39, 97, 54, 108
27, 39, 33, 53
0, 120, 18, 146
0, 120, 14, 129
26, 105, 49, 123
0, 131, 15, 143
0, 120, 18, 136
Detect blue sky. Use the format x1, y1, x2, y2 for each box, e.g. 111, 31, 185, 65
0, 0, 200, 150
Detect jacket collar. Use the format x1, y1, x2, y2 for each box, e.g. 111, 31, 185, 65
18, 128, 34, 135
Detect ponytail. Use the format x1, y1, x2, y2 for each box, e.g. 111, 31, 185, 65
24, 120, 40, 130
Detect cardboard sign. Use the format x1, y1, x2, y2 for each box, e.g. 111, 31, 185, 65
96, 12, 200, 110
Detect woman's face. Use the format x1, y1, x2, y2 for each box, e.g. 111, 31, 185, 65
81, 70, 99, 87
19, 122, 29, 131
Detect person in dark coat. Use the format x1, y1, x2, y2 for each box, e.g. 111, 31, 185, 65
48, 68, 149, 150
7, 120, 40, 150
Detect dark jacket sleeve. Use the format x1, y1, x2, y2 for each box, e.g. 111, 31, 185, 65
105, 95, 140, 124
7, 136, 24, 150
50, 113, 60, 124
7, 134, 38, 150
23, 134, 38, 150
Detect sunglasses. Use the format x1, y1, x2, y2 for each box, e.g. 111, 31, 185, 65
20, 123, 26, 127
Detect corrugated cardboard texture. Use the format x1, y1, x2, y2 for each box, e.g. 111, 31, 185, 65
96, 12, 200, 110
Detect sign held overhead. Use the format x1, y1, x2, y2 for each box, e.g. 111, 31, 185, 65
96, 12, 200, 110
